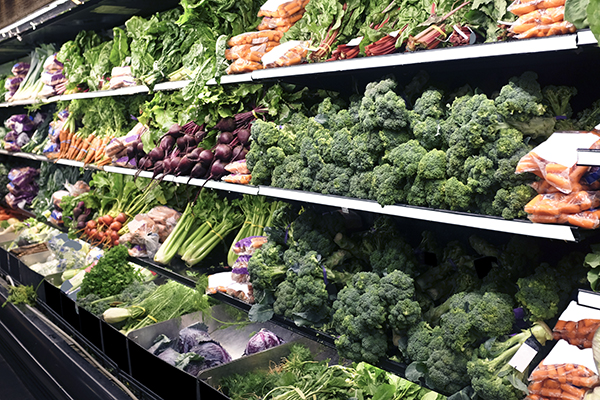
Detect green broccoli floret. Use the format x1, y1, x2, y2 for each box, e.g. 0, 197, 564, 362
371, 164, 402, 206
515, 264, 561, 321
417, 149, 447, 180
330, 128, 353, 167
312, 164, 352, 197
379, 270, 421, 332
426, 344, 471, 394
406, 321, 444, 363
349, 171, 375, 199
463, 155, 495, 194
467, 322, 553, 400
494, 71, 546, 123
329, 108, 360, 131
444, 177, 472, 211
406, 178, 446, 209
247, 241, 288, 301
412, 89, 446, 120
251, 119, 281, 148
347, 131, 388, 171
359, 78, 410, 132
385, 139, 428, 181
277, 126, 298, 155
369, 236, 418, 277
271, 154, 311, 191
411, 117, 447, 151
287, 208, 340, 258
490, 184, 536, 220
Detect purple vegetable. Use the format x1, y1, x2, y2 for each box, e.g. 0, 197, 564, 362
213, 117, 236, 132
157, 348, 180, 366
176, 136, 187, 151
236, 128, 251, 145
178, 322, 211, 353
198, 149, 214, 166
217, 131, 233, 145
148, 147, 165, 161
190, 341, 232, 369
160, 135, 175, 152
176, 155, 194, 175
167, 124, 182, 138
214, 144, 232, 162
243, 329, 285, 355
190, 163, 206, 179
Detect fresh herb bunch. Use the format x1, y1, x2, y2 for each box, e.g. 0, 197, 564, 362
3, 285, 37, 307
79, 245, 137, 298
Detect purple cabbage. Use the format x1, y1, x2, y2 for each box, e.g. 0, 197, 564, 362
178, 322, 211, 353
189, 341, 232, 369
157, 348, 181, 366
243, 329, 285, 355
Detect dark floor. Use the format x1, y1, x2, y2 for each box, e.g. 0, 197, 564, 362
0, 346, 37, 400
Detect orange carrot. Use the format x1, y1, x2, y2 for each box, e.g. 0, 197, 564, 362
76, 134, 95, 161
567, 212, 598, 229
569, 165, 589, 184
546, 173, 571, 193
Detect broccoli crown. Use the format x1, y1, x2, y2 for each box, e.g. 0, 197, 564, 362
287, 208, 341, 258
251, 119, 281, 148
411, 89, 446, 121
577, 99, 600, 130
425, 346, 471, 394
463, 155, 495, 194
270, 154, 312, 191
359, 78, 410, 132
385, 139, 427, 180
418, 149, 447, 180
277, 126, 298, 155
444, 177, 472, 211
447, 94, 501, 152
312, 163, 352, 197
515, 264, 560, 321
371, 163, 402, 206
330, 128, 353, 167
494, 71, 546, 122
369, 237, 418, 277
411, 116, 447, 151
349, 171, 375, 200
490, 185, 536, 220
347, 130, 388, 171
247, 241, 288, 299
406, 321, 443, 362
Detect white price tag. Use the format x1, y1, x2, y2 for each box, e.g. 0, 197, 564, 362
508, 343, 538, 373
389, 30, 401, 37
346, 36, 363, 47
341, 207, 349, 214
578, 290, 600, 310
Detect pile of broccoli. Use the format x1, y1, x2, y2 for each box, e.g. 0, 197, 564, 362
246, 72, 583, 219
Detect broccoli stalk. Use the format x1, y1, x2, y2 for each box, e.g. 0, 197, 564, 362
468, 322, 553, 400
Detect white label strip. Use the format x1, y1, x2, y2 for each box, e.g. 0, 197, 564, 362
578, 290, 600, 310
509, 343, 538, 373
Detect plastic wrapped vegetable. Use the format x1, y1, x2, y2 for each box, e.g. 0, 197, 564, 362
243, 328, 285, 355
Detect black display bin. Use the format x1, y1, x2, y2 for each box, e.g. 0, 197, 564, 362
43, 280, 62, 317
0, 247, 8, 275
128, 339, 200, 400
17, 261, 46, 303
78, 307, 103, 350
100, 320, 131, 374
7, 251, 20, 282
59, 292, 81, 333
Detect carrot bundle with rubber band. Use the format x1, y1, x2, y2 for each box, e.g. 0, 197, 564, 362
76, 133, 95, 162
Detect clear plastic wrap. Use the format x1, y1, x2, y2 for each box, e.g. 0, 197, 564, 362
227, 31, 284, 47
509, 6, 564, 34
11, 62, 30, 77
515, 20, 576, 39
231, 255, 250, 283
225, 42, 279, 61
221, 174, 252, 184
257, 10, 305, 32
232, 236, 268, 256
42, 54, 63, 73
261, 40, 309, 68
524, 191, 600, 215
224, 160, 250, 174
226, 59, 264, 75
508, 0, 565, 16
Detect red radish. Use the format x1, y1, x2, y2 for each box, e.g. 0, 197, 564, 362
115, 213, 127, 224
110, 221, 122, 231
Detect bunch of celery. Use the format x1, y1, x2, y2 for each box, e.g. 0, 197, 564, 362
226, 196, 281, 266
154, 191, 243, 266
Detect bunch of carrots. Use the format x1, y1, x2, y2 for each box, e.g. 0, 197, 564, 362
55, 113, 114, 166
517, 139, 600, 229
526, 361, 599, 400
507, 0, 575, 39
553, 319, 600, 349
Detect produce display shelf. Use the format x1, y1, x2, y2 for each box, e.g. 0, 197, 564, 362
256, 185, 580, 241
577, 149, 600, 166
0, 0, 79, 40
0, 150, 580, 241
251, 34, 578, 81
577, 29, 597, 45
0, 33, 588, 110
0, 149, 48, 162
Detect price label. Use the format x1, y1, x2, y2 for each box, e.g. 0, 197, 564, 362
389, 30, 401, 37
341, 207, 349, 214
346, 36, 363, 47
508, 342, 538, 373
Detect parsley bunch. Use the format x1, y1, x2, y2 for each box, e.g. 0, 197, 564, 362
79, 245, 136, 298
